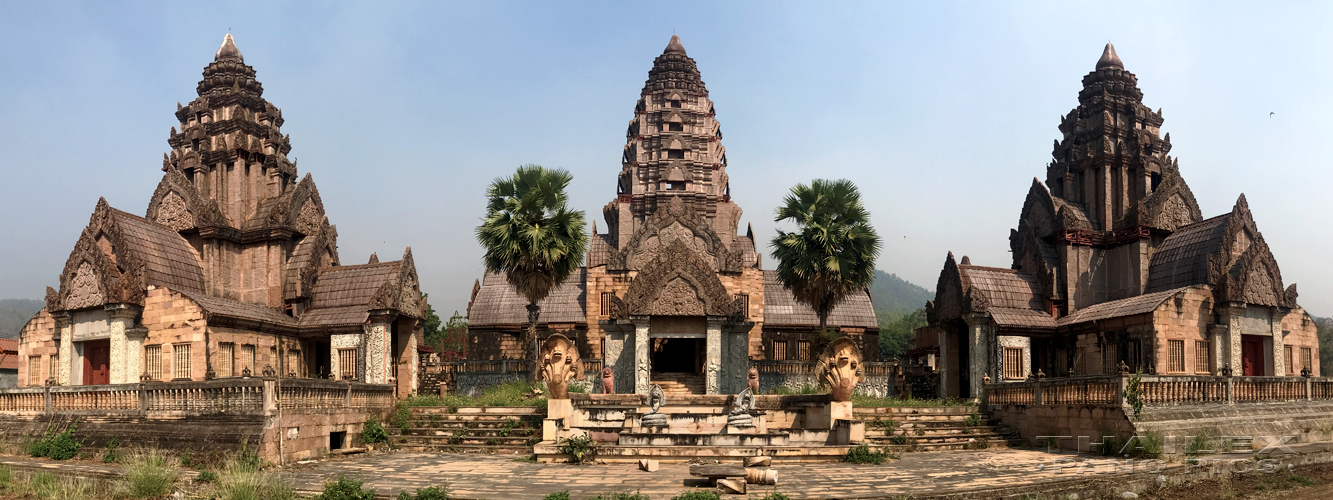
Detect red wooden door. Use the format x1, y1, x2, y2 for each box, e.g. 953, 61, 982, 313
83, 340, 110, 385
1241, 338, 1264, 376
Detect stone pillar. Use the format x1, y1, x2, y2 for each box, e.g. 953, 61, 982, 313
1271, 308, 1289, 377
705, 317, 723, 395
722, 325, 751, 395
53, 313, 72, 386
964, 313, 993, 400
1208, 324, 1228, 376
125, 326, 147, 382
364, 313, 396, 385
938, 327, 952, 399
633, 316, 650, 394
105, 304, 142, 385
1220, 302, 1245, 375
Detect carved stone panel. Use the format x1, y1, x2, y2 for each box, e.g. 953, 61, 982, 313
154, 192, 195, 232
66, 262, 106, 310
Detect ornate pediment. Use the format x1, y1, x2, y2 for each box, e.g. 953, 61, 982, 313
929, 252, 966, 323
55, 200, 149, 310
366, 247, 426, 318
609, 196, 740, 273
625, 239, 734, 317
1209, 195, 1292, 308
1128, 160, 1202, 232
146, 167, 228, 231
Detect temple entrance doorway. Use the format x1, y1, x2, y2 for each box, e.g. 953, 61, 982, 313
1242, 335, 1265, 376
82, 339, 110, 386
651, 337, 704, 394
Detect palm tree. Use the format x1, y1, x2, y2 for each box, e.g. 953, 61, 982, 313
770, 179, 882, 331
476, 165, 588, 377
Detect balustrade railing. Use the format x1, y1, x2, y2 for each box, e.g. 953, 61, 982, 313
984, 374, 1333, 408
0, 378, 393, 416
752, 360, 817, 374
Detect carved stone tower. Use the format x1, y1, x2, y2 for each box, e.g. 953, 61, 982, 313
1046, 43, 1177, 231
605, 35, 741, 249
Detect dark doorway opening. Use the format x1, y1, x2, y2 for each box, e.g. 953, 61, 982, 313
330, 431, 346, 450
83, 339, 110, 386
313, 341, 331, 379
956, 327, 970, 399
651, 338, 703, 374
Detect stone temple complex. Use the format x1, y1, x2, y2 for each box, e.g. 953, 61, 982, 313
16, 35, 426, 397
467, 35, 880, 395
917, 44, 1321, 399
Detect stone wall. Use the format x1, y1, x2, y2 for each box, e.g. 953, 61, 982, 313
17, 308, 57, 387
1135, 401, 1333, 447
988, 404, 1136, 450
455, 372, 527, 397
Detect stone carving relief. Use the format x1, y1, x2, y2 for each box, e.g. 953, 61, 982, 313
154, 192, 195, 232
65, 262, 106, 310
649, 278, 705, 316
295, 199, 322, 236
609, 196, 740, 273
818, 337, 864, 402
538, 334, 583, 399
1156, 195, 1195, 232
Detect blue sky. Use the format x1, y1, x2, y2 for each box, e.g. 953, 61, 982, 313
1, 1, 1330, 317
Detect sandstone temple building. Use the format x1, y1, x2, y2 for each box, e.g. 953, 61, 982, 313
17, 35, 426, 397
467, 36, 880, 395
917, 44, 1321, 399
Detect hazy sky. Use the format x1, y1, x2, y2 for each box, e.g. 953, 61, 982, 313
1, 2, 1330, 318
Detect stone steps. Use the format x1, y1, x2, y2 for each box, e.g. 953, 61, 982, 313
534, 438, 1012, 463
652, 373, 705, 395
396, 406, 543, 454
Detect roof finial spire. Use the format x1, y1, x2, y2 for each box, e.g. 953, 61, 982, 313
1096, 42, 1122, 70
665, 34, 686, 55
215, 33, 243, 62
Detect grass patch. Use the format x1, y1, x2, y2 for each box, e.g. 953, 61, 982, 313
852, 395, 976, 407
761, 493, 791, 500
670, 491, 720, 500
963, 411, 981, 427
767, 385, 822, 395
118, 449, 179, 498
542, 491, 570, 500
29, 425, 82, 461
588, 492, 650, 500
844, 444, 893, 464
1185, 431, 1217, 457
403, 380, 549, 408
396, 485, 449, 500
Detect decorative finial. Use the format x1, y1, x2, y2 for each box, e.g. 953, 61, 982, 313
1096, 42, 1123, 70
215, 33, 243, 62
665, 34, 686, 55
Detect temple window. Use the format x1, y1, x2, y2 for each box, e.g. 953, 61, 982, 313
172, 343, 192, 380
145, 345, 162, 381
27, 356, 40, 386
1285, 345, 1293, 374
668, 122, 683, 132
1168, 340, 1184, 373
1302, 348, 1313, 373
1003, 348, 1023, 379
1196, 341, 1210, 373
1150, 172, 1162, 192
338, 348, 359, 380
670, 100, 681, 108
667, 149, 685, 159
218, 343, 235, 377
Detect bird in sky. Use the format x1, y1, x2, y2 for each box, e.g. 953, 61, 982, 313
1270, 112, 1276, 118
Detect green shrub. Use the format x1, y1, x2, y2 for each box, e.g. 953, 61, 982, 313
362, 419, 389, 444
498, 418, 521, 437
0, 466, 10, 488
413, 485, 450, 500
315, 476, 375, 500
1130, 431, 1164, 459
843, 444, 890, 464
120, 450, 178, 498
541, 492, 570, 500
180, 451, 195, 468
391, 405, 413, 433
1288, 474, 1316, 486
964, 411, 982, 427
1185, 431, 1216, 457
558, 434, 596, 464
196, 471, 219, 483
1122, 372, 1145, 418
762, 493, 791, 500
669, 491, 720, 500
45, 428, 81, 461
102, 438, 120, 463
588, 492, 650, 500
236, 441, 262, 472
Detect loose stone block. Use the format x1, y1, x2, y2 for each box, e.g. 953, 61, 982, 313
638, 458, 658, 472
743, 456, 771, 467
716, 479, 746, 494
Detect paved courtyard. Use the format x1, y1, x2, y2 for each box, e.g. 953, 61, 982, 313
285, 449, 1148, 499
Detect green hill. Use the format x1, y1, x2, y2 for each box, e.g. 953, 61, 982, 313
867, 271, 933, 361
868, 270, 932, 315
0, 299, 43, 339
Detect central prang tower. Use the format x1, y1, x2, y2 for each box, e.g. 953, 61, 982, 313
604, 35, 741, 249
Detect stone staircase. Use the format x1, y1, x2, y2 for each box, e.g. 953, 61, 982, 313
652, 372, 705, 395
857, 406, 1020, 452
386, 406, 543, 455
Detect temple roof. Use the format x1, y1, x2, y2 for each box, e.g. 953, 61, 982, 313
1096, 42, 1123, 70
468, 269, 587, 327
643, 35, 706, 95
0, 338, 18, 371
665, 34, 686, 55
762, 270, 878, 329
107, 207, 207, 294
1145, 214, 1229, 293
1058, 286, 1196, 326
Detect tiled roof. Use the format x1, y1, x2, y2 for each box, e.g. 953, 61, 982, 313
0, 338, 18, 371
283, 237, 317, 300
762, 270, 878, 329
309, 262, 400, 309
110, 209, 206, 293
959, 265, 1046, 311
1058, 287, 1194, 326
176, 290, 298, 327
300, 305, 369, 328
1146, 215, 1229, 293
730, 237, 760, 268
587, 234, 613, 267
989, 308, 1056, 329
468, 269, 587, 327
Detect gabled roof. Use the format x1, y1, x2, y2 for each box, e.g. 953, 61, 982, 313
176, 289, 298, 328
762, 270, 878, 329
1145, 214, 1229, 293
1058, 286, 1195, 326
309, 261, 401, 309
959, 265, 1054, 329
108, 208, 206, 293
468, 269, 587, 327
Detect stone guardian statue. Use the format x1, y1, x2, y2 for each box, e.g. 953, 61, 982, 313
817, 337, 864, 402
537, 333, 583, 399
